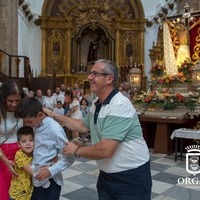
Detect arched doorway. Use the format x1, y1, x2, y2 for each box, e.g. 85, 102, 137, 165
72, 23, 114, 73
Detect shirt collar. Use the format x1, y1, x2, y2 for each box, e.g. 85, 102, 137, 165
37, 116, 48, 128
95, 88, 118, 105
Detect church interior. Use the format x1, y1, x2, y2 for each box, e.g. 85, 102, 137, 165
1, 0, 200, 199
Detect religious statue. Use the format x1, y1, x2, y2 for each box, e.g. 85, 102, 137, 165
87, 38, 99, 62
52, 42, 60, 55
167, 19, 191, 67
175, 22, 191, 66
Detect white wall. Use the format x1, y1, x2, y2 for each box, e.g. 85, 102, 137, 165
18, 9, 31, 77
28, 28, 42, 77
18, 0, 43, 77
28, 0, 44, 16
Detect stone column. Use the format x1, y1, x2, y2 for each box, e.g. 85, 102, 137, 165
0, 0, 18, 54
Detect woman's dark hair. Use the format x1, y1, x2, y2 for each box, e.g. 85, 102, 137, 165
65, 90, 73, 98
0, 79, 24, 121
80, 98, 89, 106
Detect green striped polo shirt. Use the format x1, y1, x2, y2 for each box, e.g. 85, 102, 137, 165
83, 89, 150, 173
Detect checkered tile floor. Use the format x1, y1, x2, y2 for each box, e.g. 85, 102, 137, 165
59, 150, 200, 200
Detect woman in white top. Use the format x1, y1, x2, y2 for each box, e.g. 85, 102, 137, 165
43, 89, 57, 110
0, 79, 24, 200
66, 95, 83, 139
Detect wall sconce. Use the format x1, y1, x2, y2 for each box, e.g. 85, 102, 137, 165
19, 0, 24, 6
153, 17, 158, 23
146, 20, 153, 27
34, 19, 41, 26
158, 13, 164, 18
22, 4, 28, 11
25, 10, 31, 16
28, 15, 33, 21
168, 3, 174, 10
162, 7, 168, 15
128, 68, 141, 91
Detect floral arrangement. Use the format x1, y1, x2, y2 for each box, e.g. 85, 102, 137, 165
133, 60, 197, 112
149, 60, 166, 79
149, 60, 194, 86
132, 91, 149, 106
132, 90, 198, 111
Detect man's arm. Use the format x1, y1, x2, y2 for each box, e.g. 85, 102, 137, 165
35, 155, 74, 181
66, 105, 78, 116
43, 108, 89, 133
63, 138, 119, 160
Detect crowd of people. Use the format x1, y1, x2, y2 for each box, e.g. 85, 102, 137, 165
0, 59, 152, 200
27, 83, 92, 140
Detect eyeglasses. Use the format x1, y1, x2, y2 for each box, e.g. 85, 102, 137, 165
88, 71, 112, 77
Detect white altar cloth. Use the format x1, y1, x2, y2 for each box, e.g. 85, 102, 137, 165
171, 128, 200, 140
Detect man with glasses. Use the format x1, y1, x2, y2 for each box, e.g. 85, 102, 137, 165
44, 59, 152, 200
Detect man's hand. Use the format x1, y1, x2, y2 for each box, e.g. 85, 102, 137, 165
63, 141, 78, 156
35, 167, 51, 181
43, 108, 55, 118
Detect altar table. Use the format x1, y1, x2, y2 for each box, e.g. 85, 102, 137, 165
139, 115, 188, 154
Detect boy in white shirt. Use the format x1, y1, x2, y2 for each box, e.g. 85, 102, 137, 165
53, 101, 64, 115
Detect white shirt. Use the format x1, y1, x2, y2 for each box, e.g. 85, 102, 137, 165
53, 107, 64, 115
43, 96, 57, 110
53, 93, 65, 104
0, 112, 23, 144
32, 117, 74, 187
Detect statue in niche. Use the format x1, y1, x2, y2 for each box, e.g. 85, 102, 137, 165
126, 43, 133, 58
53, 42, 60, 55
87, 37, 99, 62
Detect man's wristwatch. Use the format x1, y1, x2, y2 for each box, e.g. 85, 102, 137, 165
73, 146, 80, 159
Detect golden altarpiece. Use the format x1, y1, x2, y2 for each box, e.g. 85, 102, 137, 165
39, 0, 146, 91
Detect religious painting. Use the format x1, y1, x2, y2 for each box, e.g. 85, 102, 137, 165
50, 30, 63, 64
